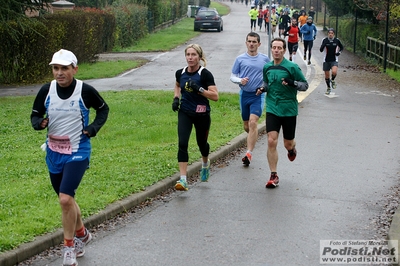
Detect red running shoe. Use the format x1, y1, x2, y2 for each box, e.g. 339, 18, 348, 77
266, 173, 279, 188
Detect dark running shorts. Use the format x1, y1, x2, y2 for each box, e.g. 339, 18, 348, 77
49, 158, 89, 197
323, 61, 339, 71
266, 112, 296, 140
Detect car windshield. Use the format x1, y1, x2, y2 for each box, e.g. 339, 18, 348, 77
198, 11, 217, 17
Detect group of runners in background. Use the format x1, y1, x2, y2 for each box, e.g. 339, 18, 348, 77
248, 1, 343, 95
249, 2, 315, 36
248, 2, 318, 66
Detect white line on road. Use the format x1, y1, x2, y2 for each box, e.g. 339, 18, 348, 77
297, 43, 324, 103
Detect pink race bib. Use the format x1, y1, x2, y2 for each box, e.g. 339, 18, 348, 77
48, 135, 72, 154
196, 105, 206, 113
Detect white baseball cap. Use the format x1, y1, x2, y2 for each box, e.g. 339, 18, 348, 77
49, 49, 78, 67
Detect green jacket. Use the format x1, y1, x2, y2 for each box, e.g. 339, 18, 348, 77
263, 58, 307, 117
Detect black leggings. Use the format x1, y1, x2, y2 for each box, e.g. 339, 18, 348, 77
304, 40, 314, 58
177, 111, 210, 162
250, 19, 257, 29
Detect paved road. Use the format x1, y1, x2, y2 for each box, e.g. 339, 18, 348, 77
3, 2, 400, 266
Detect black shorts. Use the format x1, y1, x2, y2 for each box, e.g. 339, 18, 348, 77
266, 112, 296, 140
323, 61, 339, 71
288, 42, 298, 54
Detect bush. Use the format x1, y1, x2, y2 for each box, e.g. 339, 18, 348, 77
152, 0, 188, 26
109, 3, 148, 48
43, 9, 116, 63
0, 19, 63, 84
0, 9, 116, 84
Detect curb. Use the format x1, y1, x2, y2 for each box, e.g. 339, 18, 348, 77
388, 212, 400, 260
0, 124, 265, 266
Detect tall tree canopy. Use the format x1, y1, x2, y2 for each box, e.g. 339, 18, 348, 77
1, 0, 51, 40
1, 0, 50, 21
323, 0, 357, 16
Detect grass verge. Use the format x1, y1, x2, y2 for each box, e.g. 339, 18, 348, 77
384, 68, 400, 83
75, 60, 148, 80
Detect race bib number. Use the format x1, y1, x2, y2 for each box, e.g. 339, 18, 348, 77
48, 135, 72, 154
196, 105, 206, 113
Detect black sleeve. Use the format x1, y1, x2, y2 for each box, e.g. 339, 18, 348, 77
81, 83, 109, 137
320, 39, 326, 52
30, 83, 50, 130
283, 26, 290, 36
175, 68, 184, 84
200, 68, 216, 90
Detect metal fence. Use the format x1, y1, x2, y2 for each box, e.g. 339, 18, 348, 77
366, 37, 400, 70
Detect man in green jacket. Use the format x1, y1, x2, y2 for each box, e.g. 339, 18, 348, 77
257, 37, 308, 188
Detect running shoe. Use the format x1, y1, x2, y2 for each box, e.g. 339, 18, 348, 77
242, 152, 252, 166
62, 247, 77, 266
307, 61, 311, 65
74, 229, 92, 258
325, 87, 331, 95
266, 173, 279, 188
331, 80, 337, 89
287, 147, 297, 162
175, 179, 188, 191
303, 55, 306, 60
200, 159, 210, 182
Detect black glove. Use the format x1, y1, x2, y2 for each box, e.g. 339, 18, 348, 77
257, 86, 268, 93
187, 80, 202, 93
313, 35, 316, 40
335, 52, 341, 56
172, 97, 179, 112
283, 78, 295, 87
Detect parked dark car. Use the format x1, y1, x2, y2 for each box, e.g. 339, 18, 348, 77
194, 9, 223, 32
